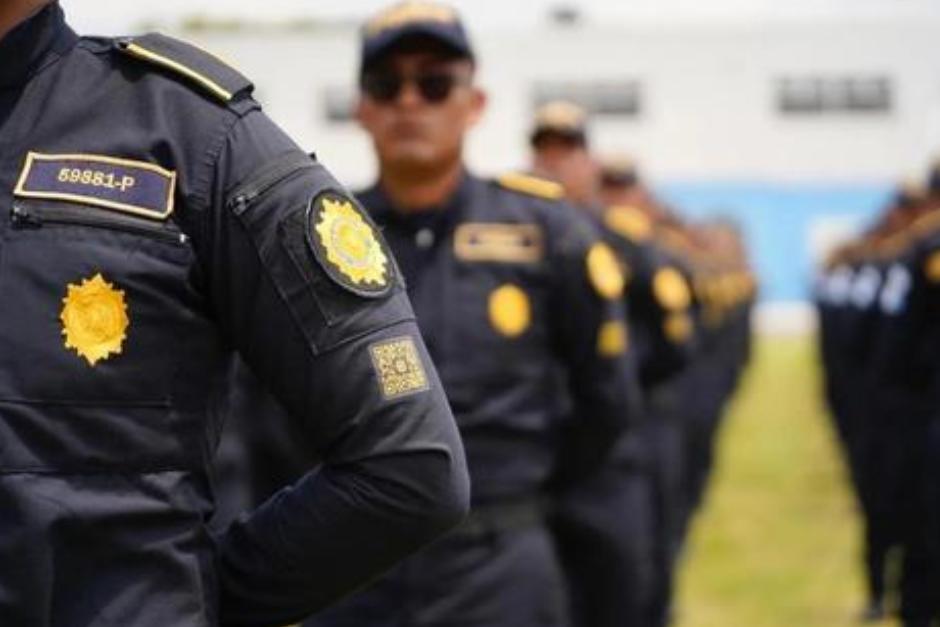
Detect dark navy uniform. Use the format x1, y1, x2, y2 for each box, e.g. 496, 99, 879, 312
309, 172, 640, 627
0, 4, 469, 626
550, 205, 696, 627
871, 211, 940, 626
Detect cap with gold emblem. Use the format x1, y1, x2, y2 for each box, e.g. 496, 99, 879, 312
361, 1, 474, 73
599, 154, 639, 189
530, 100, 589, 148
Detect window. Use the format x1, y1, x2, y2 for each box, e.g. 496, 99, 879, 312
532, 81, 642, 117
322, 86, 356, 123
776, 76, 892, 115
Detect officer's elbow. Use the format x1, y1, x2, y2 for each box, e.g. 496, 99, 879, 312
412, 446, 471, 540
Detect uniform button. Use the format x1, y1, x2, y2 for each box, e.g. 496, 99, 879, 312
415, 228, 435, 249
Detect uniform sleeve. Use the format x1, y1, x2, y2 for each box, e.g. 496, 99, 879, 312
548, 209, 642, 485
634, 257, 696, 389
194, 110, 469, 626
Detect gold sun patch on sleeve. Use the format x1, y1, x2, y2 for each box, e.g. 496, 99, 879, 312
586, 242, 625, 301
653, 267, 692, 311
308, 192, 392, 297
61, 273, 130, 366
924, 250, 940, 284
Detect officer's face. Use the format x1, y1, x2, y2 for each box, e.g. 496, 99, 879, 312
357, 52, 485, 174
599, 182, 653, 209
532, 138, 598, 206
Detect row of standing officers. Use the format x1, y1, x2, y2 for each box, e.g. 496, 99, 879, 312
0, 0, 754, 625
817, 171, 940, 627
217, 3, 756, 626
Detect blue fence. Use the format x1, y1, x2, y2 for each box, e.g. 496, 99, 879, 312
658, 182, 895, 303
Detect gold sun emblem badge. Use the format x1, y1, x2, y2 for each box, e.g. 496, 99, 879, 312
60, 273, 130, 366
313, 196, 390, 293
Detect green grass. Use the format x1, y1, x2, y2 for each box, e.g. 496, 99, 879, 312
675, 336, 900, 627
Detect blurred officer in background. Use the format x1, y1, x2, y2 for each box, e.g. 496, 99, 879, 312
0, 1, 470, 625
598, 155, 658, 214
530, 101, 699, 627
817, 168, 940, 626
307, 3, 642, 627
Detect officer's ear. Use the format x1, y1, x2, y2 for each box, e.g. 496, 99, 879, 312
464, 86, 487, 131
354, 94, 376, 134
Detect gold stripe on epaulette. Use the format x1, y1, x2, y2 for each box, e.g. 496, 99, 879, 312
124, 43, 233, 102
876, 231, 910, 260
497, 173, 565, 200
604, 206, 652, 243
911, 208, 940, 239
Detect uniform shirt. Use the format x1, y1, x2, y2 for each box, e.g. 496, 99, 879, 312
598, 206, 695, 390
359, 173, 640, 502
0, 4, 469, 626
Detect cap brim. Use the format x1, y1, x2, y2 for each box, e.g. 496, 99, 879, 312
362, 24, 473, 71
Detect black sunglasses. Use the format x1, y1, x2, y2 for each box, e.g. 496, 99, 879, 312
361, 70, 468, 104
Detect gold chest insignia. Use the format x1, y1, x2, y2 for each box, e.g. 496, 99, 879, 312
653, 267, 692, 311
488, 284, 532, 338
586, 242, 625, 300
61, 273, 129, 366
597, 320, 629, 357
310, 193, 392, 297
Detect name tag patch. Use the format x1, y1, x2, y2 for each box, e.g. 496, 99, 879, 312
454, 223, 544, 263
14, 152, 176, 220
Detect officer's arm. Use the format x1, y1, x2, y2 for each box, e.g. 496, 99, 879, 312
550, 214, 642, 483
197, 110, 469, 626
636, 262, 696, 387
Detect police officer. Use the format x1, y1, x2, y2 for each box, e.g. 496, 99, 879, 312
308, 3, 639, 626
1, 2, 470, 625
529, 101, 699, 627
816, 176, 940, 626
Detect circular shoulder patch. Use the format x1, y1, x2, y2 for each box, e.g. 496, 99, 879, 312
924, 250, 940, 284
307, 191, 393, 298
653, 267, 692, 311
586, 242, 625, 300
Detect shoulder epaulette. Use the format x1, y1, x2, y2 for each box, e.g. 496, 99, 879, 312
656, 225, 690, 257
910, 209, 940, 239
875, 231, 910, 260
116, 34, 253, 104
496, 173, 565, 200
603, 205, 652, 243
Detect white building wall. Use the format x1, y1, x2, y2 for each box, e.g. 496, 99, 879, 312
180, 13, 940, 189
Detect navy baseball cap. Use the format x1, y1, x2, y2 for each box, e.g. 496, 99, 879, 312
360, 2, 474, 74
530, 101, 589, 147
599, 155, 639, 188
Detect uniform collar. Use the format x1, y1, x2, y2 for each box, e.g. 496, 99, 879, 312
364, 169, 476, 232
0, 2, 77, 89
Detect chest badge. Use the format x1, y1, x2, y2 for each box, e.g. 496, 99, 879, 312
61, 273, 129, 366
489, 284, 531, 338
309, 192, 391, 297
586, 243, 625, 301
